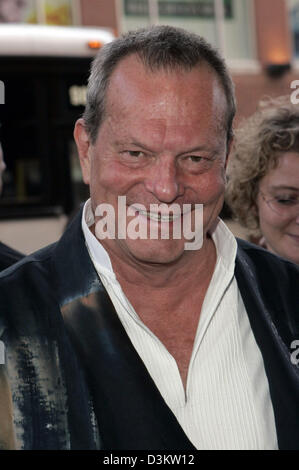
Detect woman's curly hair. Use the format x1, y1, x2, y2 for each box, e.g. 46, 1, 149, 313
226, 96, 299, 236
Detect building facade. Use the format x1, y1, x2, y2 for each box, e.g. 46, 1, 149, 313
1, 0, 298, 123
81, 0, 299, 125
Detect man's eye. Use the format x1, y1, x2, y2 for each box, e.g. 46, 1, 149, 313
186, 155, 203, 163
180, 154, 212, 173
120, 150, 149, 166
127, 151, 145, 158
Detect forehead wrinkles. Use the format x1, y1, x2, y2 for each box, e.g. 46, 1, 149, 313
107, 57, 224, 106
103, 57, 228, 146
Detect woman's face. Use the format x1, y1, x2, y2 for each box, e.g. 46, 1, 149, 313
256, 152, 299, 264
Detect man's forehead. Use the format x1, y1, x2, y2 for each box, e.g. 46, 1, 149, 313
105, 54, 227, 118
108, 54, 219, 89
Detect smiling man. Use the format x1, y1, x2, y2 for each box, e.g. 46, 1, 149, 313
76, 54, 226, 265
0, 26, 298, 450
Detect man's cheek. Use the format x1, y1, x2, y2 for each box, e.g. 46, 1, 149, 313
201, 177, 225, 204
91, 163, 119, 188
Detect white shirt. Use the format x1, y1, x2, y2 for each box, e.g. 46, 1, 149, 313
82, 199, 278, 450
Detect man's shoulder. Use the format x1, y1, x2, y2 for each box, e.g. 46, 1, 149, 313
0, 242, 60, 338
236, 237, 298, 318
0, 241, 56, 280
0, 209, 98, 331
0, 241, 58, 316
236, 237, 299, 275
0, 241, 24, 271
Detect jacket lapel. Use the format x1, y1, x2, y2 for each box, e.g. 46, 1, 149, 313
235, 242, 299, 450
54, 211, 195, 450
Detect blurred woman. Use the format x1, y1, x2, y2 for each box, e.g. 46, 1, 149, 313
226, 97, 299, 264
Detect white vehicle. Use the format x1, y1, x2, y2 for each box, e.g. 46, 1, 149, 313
0, 24, 115, 254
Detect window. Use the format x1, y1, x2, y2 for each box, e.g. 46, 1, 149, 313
0, 0, 79, 26
121, 0, 255, 60
290, 0, 299, 57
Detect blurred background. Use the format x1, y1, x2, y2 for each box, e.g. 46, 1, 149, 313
0, 0, 297, 253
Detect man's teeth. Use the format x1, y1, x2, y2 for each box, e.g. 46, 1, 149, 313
137, 210, 180, 221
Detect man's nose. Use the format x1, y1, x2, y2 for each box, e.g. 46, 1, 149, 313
144, 156, 184, 203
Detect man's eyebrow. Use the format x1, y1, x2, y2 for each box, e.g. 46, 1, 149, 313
114, 140, 154, 152
115, 140, 218, 155
177, 145, 218, 155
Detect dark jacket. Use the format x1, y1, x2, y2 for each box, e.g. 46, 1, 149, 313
0, 211, 298, 450
0, 242, 24, 271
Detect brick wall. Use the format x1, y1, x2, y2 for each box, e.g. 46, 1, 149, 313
233, 69, 298, 126
80, 0, 118, 32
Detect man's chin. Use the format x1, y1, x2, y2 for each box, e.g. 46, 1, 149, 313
122, 238, 187, 266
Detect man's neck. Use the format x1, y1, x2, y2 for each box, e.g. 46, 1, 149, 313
104, 235, 216, 291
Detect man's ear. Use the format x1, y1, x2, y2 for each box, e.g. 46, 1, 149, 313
74, 118, 92, 185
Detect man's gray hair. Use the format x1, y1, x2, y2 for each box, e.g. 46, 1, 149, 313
83, 25, 236, 144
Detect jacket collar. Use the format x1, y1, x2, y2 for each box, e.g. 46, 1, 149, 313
53, 209, 101, 308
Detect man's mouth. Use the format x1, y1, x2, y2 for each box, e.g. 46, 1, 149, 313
135, 209, 182, 222
287, 233, 299, 241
